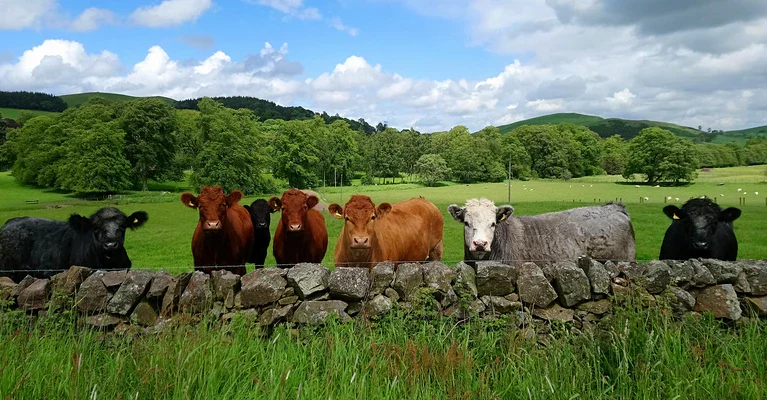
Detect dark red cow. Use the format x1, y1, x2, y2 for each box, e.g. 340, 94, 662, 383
181, 186, 254, 275
269, 189, 328, 267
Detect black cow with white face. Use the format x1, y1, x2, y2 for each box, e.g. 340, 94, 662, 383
659, 198, 740, 261
0, 207, 148, 282
243, 199, 274, 267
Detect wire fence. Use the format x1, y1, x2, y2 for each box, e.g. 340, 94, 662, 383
0, 257, 682, 275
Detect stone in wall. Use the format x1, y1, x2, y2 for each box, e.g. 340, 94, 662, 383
516, 262, 557, 308
179, 272, 213, 313
578, 257, 610, 295
475, 261, 515, 297
329, 267, 370, 301
422, 262, 453, 301
742, 261, 767, 295
17, 278, 50, 310
694, 284, 741, 320
551, 261, 590, 307
107, 270, 153, 316
292, 301, 349, 325
453, 262, 477, 300
160, 272, 192, 315
702, 259, 742, 284
370, 262, 395, 296
642, 261, 672, 295
287, 264, 329, 299
393, 263, 423, 300
241, 269, 286, 307
76, 271, 110, 313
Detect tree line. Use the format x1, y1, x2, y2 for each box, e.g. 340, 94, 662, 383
1, 96, 766, 193
0, 91, 68, 112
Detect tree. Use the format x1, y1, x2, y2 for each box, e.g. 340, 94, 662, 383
173, 109, 203, 172
566, 124, 603, 176
315, 120, 358, 186
500, 133, 531, 179
271, 118, 321, 188
623, 127, 699, 184
600, 135, 628, 175
57, 123, 133, 192
513, 124, 582, 179
415, 154, 450, 186
192, 98, 271, 194
365, 127, 403, 183
121, 98, 178, 190
9, 115, 62, 185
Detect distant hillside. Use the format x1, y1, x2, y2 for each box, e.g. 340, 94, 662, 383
177, 96, 377, 134
496, 113, 705, 141
60, 92, 177, 108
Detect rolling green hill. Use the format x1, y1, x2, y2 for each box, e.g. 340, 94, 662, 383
59, 92, 177, 107
496, 113, 704, 140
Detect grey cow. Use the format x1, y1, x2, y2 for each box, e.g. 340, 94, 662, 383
448, 198, 636, 266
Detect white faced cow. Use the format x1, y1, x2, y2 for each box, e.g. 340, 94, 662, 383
448, 198, 636, 266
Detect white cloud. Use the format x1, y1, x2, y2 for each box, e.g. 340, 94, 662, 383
130, 0, 212, 27
255, 0, 322, 20
329, 17, 358, 36
606, 88, 636, 107
70, 8, 116, 32
2, 28, 767, 133
0, 0, 55, 30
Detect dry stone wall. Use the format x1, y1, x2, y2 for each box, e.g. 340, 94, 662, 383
2, 258, 767, 332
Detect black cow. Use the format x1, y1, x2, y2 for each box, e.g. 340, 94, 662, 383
0, 207, 148, 282
659, 198, 740, 261
243, 199, 274, 267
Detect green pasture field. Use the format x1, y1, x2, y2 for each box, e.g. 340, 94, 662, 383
1, 165, 766, 271
0, 107, 60, 120
3, 167, 767, 399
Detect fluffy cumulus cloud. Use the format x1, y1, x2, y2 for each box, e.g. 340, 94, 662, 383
2, 0, 767, 131
0, 0, 114, 31
130, 0, 212, 27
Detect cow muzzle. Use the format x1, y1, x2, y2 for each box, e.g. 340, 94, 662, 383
471, 240, 489, 252
693, 241, 709, 250
103, 241, 120, 251
351, 236, 371, 249
203, 220, 222, 231
288, 223, 304, 232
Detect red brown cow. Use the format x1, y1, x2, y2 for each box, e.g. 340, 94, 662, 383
328, 195, 444, 269
269, 189, 328, 267
181, 186, 254, 275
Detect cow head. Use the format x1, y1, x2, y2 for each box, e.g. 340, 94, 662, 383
269, 189, 319, 233
244, 199, 274, 230
329, 195, 391, 251
68, 207, 148, 254
663, 198, 741, 251
448, 198, 513, 259
181, 186, 243, 233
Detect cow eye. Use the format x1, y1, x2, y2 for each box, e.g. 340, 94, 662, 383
371, 215, 376, 220
491, 222, 496, 228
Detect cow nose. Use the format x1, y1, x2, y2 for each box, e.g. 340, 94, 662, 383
258, 222, 268, 228
472, 240, 488, 251
353, 236, 369, 246
205, 220, 221, 230
694, 241, 709, 250
289, 223, 303, 231
103, 241, 119, 250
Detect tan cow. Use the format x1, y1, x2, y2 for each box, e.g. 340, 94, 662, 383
328, 195, 443, 268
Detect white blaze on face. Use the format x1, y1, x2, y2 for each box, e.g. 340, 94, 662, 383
449, 198, 513, 258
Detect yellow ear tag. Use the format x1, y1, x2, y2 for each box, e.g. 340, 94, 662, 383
133, 218, 139, 224
673, 214, 680, 220
188, 201, 195, 207
500, 214, 507, 221
335, 212, 342, 218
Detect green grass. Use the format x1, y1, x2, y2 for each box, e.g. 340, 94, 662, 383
1, 166, 766, 271
0, 107, 61, 120
59, 92, 177, 107
1, 299, 766, 399
726, 125, 767, 137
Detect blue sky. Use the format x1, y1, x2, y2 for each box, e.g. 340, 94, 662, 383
1, 0, 766, 132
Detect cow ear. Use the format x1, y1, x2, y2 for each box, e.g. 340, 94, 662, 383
68, 214, 91, 233
181, 192, 198, 208
376, 203, 392, 218
243, 204, 251, 213
268, 197, 282, 212
226, 190, 243, 206
127, 211, 149, 229
496, 205, 514, 222
720, 207, 741, 222
448, 205, 465, 222
306, 195, 319, 209
328, 204, 344, 219
663, 205, 682, 220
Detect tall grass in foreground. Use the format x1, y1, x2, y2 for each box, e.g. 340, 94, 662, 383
1, 301, 766, 400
